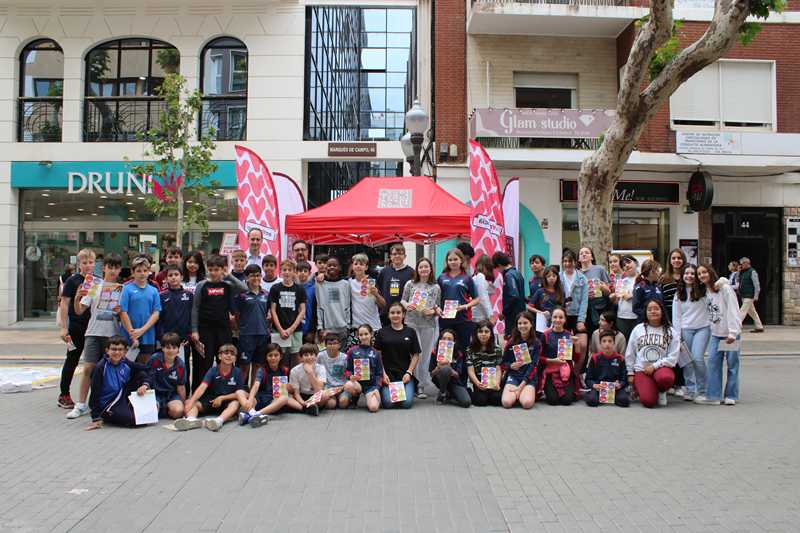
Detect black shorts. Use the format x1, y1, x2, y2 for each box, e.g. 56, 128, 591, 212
198, 393, 235, 415
238, 335, 269, 365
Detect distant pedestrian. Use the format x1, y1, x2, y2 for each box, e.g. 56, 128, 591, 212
737, 257, 764, 333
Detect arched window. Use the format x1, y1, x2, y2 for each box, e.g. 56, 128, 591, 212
19, 39, 63, 142
83, 38, 180, 142
200, 37, 248, 141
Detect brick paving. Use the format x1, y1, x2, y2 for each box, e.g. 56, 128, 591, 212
0, 356, 799, 532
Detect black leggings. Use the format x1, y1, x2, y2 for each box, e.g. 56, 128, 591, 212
543, 376, 576, 406
469, 387, 502, 406
438, 319, 475, 355
431, 366, 471, 408
60, 325, 86, 395
192, 326, 232, 391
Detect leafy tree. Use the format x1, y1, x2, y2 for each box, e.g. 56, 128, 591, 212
128, 74, 218, 249
578, 0, 784, 263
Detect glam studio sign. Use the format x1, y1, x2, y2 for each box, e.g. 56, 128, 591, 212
67, 171, 152, 195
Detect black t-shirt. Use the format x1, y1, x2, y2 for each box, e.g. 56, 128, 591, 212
377, 265, 414, 312
374, 325, 421, 381
268, 282, 307, 329
62, 273, 90, 329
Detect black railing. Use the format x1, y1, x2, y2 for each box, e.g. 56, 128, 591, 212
83, 98, 167, 142
473, 0, 631, 6
200, 97, 247, 141
18, 99, 62, 142
477, 136, 602, 150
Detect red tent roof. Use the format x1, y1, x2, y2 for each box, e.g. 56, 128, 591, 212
285, 176, 471, 245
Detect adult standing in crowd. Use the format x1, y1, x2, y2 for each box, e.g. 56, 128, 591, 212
401, 257, 441, 399
728, 260, 740, 294
376, 244, 414, 326
245, 228, 265, 267
738, 257, 764, 333
375, 302, 421, 409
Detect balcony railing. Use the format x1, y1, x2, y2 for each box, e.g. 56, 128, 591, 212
18, 99, 62, 142
477, 136, 602, 149
83, 97, 167, 142
473, 0, 632, 6
200, 97, 247, 141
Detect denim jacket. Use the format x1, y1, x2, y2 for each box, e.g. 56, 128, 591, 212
560, 270, 588, 323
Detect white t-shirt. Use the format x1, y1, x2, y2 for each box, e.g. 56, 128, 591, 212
562, 271, 575, 297
261, 277, 283, 294
616, 276, 637, 320
289, 362, 327, 395
349, 277, 382, 331
82, 281, 123, 338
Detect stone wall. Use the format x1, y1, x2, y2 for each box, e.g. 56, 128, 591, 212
784, 207, 800, 325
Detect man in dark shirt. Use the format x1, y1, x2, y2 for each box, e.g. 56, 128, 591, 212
376, 244, 414, 326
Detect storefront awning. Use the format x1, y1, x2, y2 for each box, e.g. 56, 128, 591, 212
285, 175, 471, 245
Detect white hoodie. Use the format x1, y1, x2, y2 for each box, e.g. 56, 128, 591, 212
625, 323, 680, 375
672, 289, 710, 330
706, 277, 742, 338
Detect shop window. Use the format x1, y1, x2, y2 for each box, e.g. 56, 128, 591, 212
670, 60, 775, 131
200, 37, 248, 141
83, 38, 180, 141
18, 39, 64, 142
304, 6, 415, 141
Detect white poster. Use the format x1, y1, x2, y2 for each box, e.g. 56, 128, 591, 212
788, 217, 800, 267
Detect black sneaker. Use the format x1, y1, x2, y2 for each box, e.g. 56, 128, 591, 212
306, 404, 319, 417
249, 414, 270, 428
58, 394, 74, 409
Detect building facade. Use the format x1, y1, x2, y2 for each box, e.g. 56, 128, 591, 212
0, 0, 432, 325
433, 0, 800, 325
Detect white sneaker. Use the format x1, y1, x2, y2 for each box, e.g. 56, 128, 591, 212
658, 392, 668, 407
66, 403, 89, 419
205, 417, 224, 432
724, 398, 736, 406
175, 417, 204, 431
674, 387, 686, 398
694, 395, 720, 405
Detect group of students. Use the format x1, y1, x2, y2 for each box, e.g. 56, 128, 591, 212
55, 239, 743, 432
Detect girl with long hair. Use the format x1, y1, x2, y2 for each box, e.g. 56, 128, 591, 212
401, 257, 441, 399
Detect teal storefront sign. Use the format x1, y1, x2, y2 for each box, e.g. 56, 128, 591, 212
10, 160, 237, 191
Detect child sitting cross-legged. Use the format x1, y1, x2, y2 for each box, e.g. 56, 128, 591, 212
147, 332, 187, 419
176, 344, 248, 431
289, 343, 334, 416
239, 344, 304, 427
341, 324, 384, 412
585, 330, 630, 407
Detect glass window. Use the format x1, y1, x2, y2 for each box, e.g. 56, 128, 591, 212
83, 39, 179, 142
19, 39, 63, 142
304, 6, 415, 141
200, 37, 248, 141
307, 160, 402, 208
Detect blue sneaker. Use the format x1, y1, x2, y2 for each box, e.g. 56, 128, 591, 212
238, 412, 251, 426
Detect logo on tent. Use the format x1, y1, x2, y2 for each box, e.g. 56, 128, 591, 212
378, 189, 412, 209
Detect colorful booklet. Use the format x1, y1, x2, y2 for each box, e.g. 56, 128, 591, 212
557, 338, 573, 361
442, 300, 459, 319
436, 340, 454, 363
587, 279, 602, 299
512, 343, 532, 364
409, 288, 429, 310
271, 376, 288, 398
615, 279, 627, 297
353, 358, 370, 381
480, 367, 498, 389
81, 274, 103, 298
305, 390, 324, 407
599, 381, 616, 404
388, 381, 406, 402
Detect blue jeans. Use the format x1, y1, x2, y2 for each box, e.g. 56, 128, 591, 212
380, 380, 415, 409
706, 335, 740, 401
681, 326, 710, 396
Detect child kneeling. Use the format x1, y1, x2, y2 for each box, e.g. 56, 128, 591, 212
85, 336, 152, 430
428, 329, 471, 407
177, 344, 248, 431
240, 344, 304, 427
585, 331, 630, 407
147, 333, 188, 419
342, 325, 383, 412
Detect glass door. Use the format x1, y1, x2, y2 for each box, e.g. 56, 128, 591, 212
23, 231, 79, 318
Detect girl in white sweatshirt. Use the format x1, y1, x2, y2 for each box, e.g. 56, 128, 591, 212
625, 299, 680, 408
697, 265, 742, 406
672, 265, 714, 404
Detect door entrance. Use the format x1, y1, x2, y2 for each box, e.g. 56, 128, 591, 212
711, 207, 782, 325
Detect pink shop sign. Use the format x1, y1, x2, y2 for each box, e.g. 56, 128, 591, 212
469, 108, 615, 139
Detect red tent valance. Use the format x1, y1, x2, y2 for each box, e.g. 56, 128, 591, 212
284, 176, 470, 245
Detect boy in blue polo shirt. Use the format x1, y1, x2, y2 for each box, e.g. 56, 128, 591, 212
177, 344, 247, 431
234, 264, 270, 386
147, 332, 188, 419
157, 265, 193, 350
120, 256, 161, 363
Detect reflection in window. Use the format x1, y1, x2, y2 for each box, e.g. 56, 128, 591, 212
19, 39, 63, 142
200, 37, 248, 141
307, 160, 402, 208
83, 39, 180, 141
304, 6, 415, 141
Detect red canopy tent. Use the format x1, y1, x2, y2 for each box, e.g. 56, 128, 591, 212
284, 175, 470, 245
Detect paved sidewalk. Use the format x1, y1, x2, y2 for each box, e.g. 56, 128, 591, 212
1, 356, 799, 532
2, 324, 799, 362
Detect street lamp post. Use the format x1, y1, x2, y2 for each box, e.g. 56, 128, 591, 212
404, 99, 428, 176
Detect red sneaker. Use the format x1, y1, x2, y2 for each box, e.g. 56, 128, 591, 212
57, 394, 74, 409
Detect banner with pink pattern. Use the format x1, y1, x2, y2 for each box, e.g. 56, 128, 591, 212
235, 145, 282, 261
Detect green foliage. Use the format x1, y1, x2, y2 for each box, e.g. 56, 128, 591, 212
127, 74, 218, 241
649, 20, 684, 80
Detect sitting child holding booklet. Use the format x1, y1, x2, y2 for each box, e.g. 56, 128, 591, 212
428, 329, 471, 407
501, 311, 541, 409
539, 307, 581, 406
289, 343, 334, 416
466, 320, 503, 407
146, 332, 187, 419
176, 344, 248, 432
86, 336, 152, 430
585, 330, 630, 407
316, 332, 348, 409
240, 343, 304, 427
342, 324, 384, 412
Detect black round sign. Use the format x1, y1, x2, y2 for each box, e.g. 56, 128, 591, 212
687, 170, 713, 211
